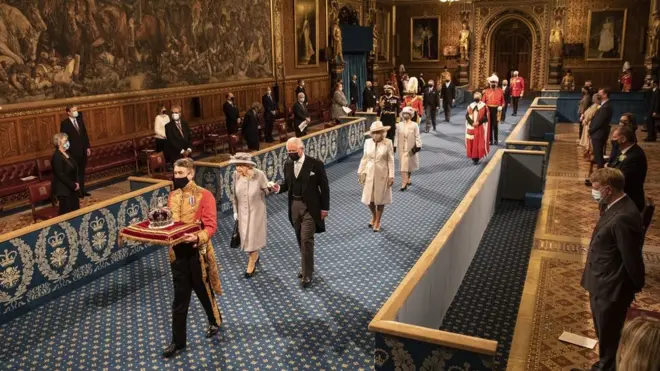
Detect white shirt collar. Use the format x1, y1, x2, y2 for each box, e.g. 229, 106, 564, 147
607, 194, 626, 210
297, 153, 306, 164
600, 99, 609, 106
621, 144, 633, 154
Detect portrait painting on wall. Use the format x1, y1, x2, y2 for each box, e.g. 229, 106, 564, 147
585, 9, 627, 61
411, 17, 440, 62
295, 0, 319, 67
0, 0, 274, 105
375, 10, 391, 62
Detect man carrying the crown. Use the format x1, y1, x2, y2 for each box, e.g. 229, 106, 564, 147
162, 157, 222, 358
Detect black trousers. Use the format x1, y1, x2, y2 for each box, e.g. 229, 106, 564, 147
72, 154, 87, 194
579, 119, 584, 140
171, 244, 218, 347
443, 102, 452, 122
646, 115, 657, 140
488, 106, 499, 144
512, 97, 521, 114
590, 294, 632, 371
264, 115, 274, 142
156, 138, 166, 153
502, 102, 509, 121
424, 106, 437, 130
57, 195, 80, 215
381, 113, 396, 141
591, 136, 607, 168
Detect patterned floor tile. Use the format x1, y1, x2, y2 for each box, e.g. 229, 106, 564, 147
0, 106, 527, 369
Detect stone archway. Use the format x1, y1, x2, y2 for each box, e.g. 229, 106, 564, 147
470, 5, 550, 90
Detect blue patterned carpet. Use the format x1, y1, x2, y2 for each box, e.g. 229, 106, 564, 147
0, 104, 528, 370
439, 200, 539, 371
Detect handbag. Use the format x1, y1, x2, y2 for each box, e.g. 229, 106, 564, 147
412, 145, 421, 154
230, 220, 240, 249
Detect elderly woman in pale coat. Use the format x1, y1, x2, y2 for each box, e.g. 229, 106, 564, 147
230, 153, 279, 278
395, 106, 422, 191
358, 121, 395, 232
331, 81, 349, 121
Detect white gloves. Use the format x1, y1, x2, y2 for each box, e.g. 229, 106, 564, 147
233, 213, 238, 221
267, 181, 275, 188
498, 106, 502, 111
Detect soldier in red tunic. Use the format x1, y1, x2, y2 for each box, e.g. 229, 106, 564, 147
510, 71, 525, 116
620, 68, 632, 92
482, 74, 505, 145
465, 92, 490, 164
401, 77, 423, 123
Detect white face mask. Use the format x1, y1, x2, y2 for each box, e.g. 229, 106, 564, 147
71, 111, 79, 118
172, 113, 181, 120
591, 189, 601, 202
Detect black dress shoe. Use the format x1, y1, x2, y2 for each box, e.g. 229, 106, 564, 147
301, 277, 312, 288
206, 324, 219, 338
162, 343, 186, 358
297, 271, 303, 279
83, 192, 92, 197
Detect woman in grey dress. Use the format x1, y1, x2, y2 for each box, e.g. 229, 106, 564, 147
331, 81, 349, 121
230, 153, 279, 278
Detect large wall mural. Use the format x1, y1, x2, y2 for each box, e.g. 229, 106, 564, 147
0, 0, 273, 105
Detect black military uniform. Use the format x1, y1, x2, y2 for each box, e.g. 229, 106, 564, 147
378, 87, 401, 141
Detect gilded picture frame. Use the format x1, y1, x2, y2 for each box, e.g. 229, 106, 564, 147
585, 9, 628, 61
294, 0, 320, 68
410, 16, 441, 62
376, 10, 391, 62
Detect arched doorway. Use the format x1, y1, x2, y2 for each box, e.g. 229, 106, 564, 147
492, 19, 532, 81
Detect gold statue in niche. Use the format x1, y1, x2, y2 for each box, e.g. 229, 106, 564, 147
549, 17, 563, 60
459, 21, 470, 61
332, 18, 344, 64
649, 10, 660, 58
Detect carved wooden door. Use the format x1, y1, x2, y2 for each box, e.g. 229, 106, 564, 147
493, 20, 532, 82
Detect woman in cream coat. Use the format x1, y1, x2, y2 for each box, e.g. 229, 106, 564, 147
395, 106, 422, 191
358, 121, 395, 232
230, 153, 279, 278
579, 93, 602, 158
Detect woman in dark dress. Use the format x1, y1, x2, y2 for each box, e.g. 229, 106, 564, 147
242, 102, 263, 151
51, 133, 81, 215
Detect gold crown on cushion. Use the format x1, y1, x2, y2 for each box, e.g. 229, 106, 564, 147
148, 206, 173, 228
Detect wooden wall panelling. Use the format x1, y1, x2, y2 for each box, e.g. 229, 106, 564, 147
107, 107, 122, 138
202, 96, 214, 119
135, 104, 150, 134
91, 108, 108, 141
18, 118, 37, 155
0, 121, 19, 158
37, 116, 57, 153
122, 105, 136, 136
212, 94, 222, 119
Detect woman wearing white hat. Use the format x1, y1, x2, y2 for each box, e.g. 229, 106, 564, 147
358, 121, 395, 232
395, 106, 422, 191
230, 153, 279, 278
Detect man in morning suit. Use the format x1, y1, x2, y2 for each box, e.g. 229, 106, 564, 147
587, 88, 614, 186
262, 87, 277, 143
295, 79, 308, 104
440, 77, 456, 123
610, 126, 647, 212
223, 92, 241, 135
422, 80, 439, 132
164, 105, 192, 164
350, 74, 358, 107
278, 137, 330, 288
644, 78, 660, 142
576, 168, 645, 371
293, 92, 310, 137
60, 105, 91, 197
362, 81, 377, 113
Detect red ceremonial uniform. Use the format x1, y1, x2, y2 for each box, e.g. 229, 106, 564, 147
510, 77, 525, 97
620, 72, 632, 92
401, 95, 424, 121
465, 101, 490, 160
482, 88, 505, 107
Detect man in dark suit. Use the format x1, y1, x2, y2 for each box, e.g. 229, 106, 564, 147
440, 77, 456, 123
610, 125, 647, 212
165, 105, 192, 164
60, 105, 91, 197
242, 103, 261, 151
418, 73, 426, 94
350, 75, 358, 107
262, 87, 277, 143
502, 79, 512, 121
295, 79, 308, 104
278, 137, 330, 288
587, 88, 614, 184
422, 80, 439, 132
293, 92, 310, 137
223, 93, 240, 135
644, 78, 659, 142
362, 81, 377, 112
578, 168, 645, 371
